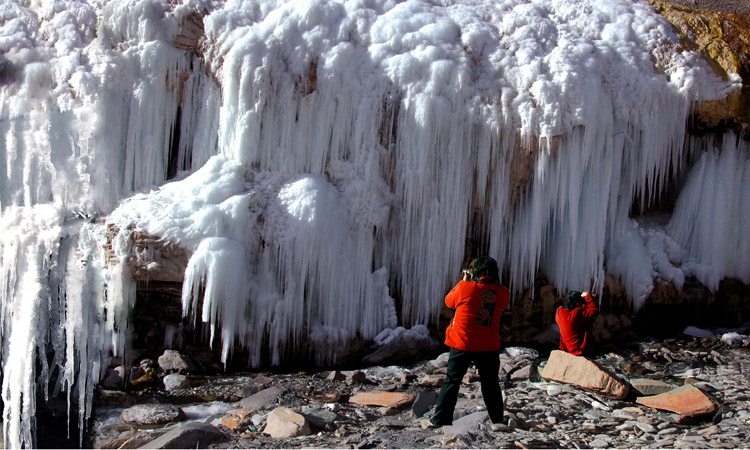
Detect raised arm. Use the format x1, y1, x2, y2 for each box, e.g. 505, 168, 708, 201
579, 292, 599, 319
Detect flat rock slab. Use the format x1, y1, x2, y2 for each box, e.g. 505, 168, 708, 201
636, 385, 717, 417
349, 390, 416, 408
120, 404, 186, 425
239, 386, 286, 412
137, 422, 224, 449
541, 350, 629, 399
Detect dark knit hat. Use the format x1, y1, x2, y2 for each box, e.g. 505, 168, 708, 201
467, 256, 499, 282
562, 290, 584, 310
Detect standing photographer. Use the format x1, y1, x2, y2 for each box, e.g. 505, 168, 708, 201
556, 290, 599, 357
422, 256, 510, 428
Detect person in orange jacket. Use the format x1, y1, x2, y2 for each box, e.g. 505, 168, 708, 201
556, 290, 599, 356
422, 256, 510, 428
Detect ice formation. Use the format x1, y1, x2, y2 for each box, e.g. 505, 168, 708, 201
0, 0, 747, 446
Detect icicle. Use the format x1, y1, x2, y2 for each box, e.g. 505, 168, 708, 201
668, 134, 750, 290
0, 1, 745, 447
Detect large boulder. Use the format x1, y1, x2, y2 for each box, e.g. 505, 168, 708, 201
540, 350, 629, 399
158, 350, 200, 374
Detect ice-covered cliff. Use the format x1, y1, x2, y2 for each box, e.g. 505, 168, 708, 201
0, 0, 747, 447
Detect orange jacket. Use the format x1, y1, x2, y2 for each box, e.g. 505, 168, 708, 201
556, 293, 598, 356
444, 278, 510, 352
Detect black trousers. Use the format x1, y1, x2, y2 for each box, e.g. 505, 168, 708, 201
431, 348, 504, 426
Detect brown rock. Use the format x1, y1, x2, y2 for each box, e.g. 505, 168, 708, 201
698, 425, 720, 437
649, 1, 750, 129
421, 374, 445, 387
326, 371, 346, 381
129, 231, 191, 282
621, 406, 645, 416
636, 385, 717, 417
539, 285, 558, 324
462, 372, 480, 383
172, 12, 205, 52
347, 371, 368, 383
220, 409, 253, 431
540, 350, 629, 399
348, 390, 416, 408
300, 391, 343, 403
263, 407, 311, 439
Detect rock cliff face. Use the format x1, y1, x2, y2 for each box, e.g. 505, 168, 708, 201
115, 1, 750, 370
650, 1, 750, 131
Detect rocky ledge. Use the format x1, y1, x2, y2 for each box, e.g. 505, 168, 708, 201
89, 326, 750, 449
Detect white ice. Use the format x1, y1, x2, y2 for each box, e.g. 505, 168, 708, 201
0, 0, 747, 447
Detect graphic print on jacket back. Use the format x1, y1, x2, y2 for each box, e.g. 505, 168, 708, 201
475, 288, 497, 327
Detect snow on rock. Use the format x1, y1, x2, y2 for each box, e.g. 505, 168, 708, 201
0, 0, 747, 447
363, 325, 440, 365
721, 332, 750, 347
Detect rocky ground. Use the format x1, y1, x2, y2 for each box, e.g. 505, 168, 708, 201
88, 329, 750, 449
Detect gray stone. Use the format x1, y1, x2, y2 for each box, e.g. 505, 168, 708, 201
630, 378, 676, 396
584, 410, 609, 420
302, 408, 338, 431
326, 371, 346, 381
441, 411, 488, 436
239, 386, 286, 412
511, 364, 531, 381
253, 375, 274, 385
120, 404, 186, 425
101, 366, 126, 390
428, 352, 450, 370
162, 374, 188, 391
137, 422, 224, 449
239, 382, 264, 397
96, 430, 158, 449
590, 438, 609, 448
362, 329, 440, 366
412, 390, 438, 418
157, 350, 199, 374
635, 421, 656, 433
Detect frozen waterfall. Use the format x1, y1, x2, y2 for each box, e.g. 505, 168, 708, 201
0, 0, 747, 447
